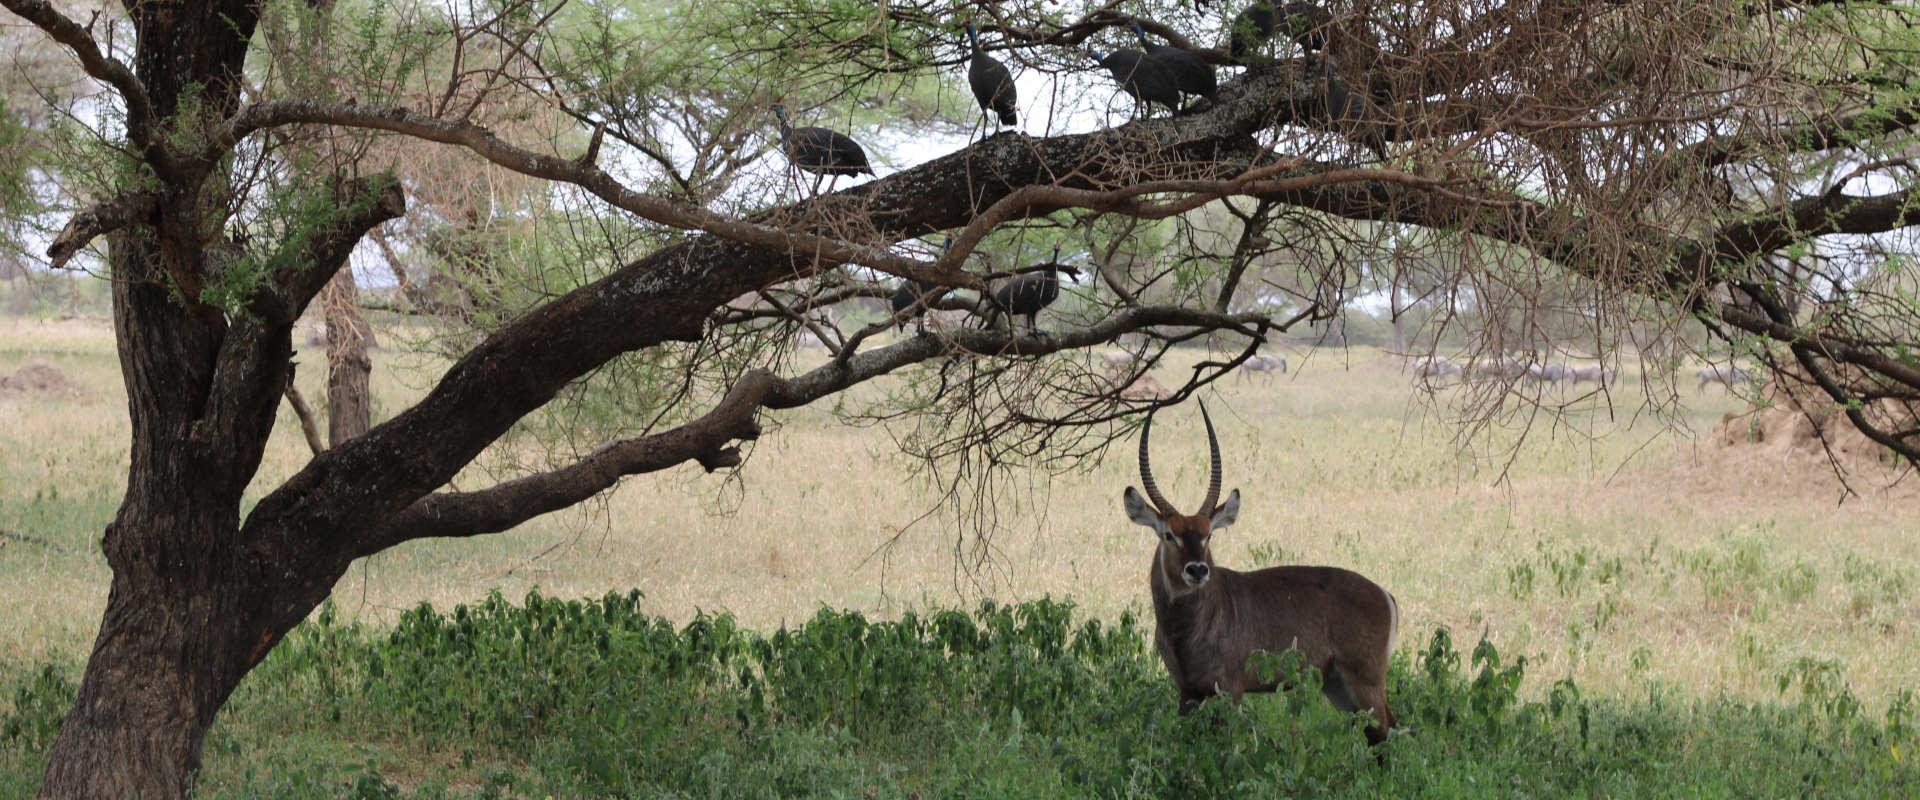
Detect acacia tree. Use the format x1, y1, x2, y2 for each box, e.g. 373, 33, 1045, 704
3, 0, 1918, 795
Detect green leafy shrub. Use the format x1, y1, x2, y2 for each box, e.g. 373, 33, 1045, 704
3, 593, 1915, 798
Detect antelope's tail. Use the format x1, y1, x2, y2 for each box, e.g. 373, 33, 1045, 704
1383, 587, 1401, 657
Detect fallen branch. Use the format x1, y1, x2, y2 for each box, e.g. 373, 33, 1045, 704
0, 528, 70, 553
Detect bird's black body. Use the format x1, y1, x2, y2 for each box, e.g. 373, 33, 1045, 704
1130, 23, 1215, 104
1090, 49, 1181, 116
990, 248, 1081, 333
1228, 2, 1332, 58
891, 280, 943, 332
893, 235, 953, 333
967, 23, 1017, 127
772, 105, 873, 178
1322, 63, 1388, 159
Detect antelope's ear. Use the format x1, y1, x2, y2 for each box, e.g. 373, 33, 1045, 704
1123, 487, 1168, 533
1210, 489, 1241, 531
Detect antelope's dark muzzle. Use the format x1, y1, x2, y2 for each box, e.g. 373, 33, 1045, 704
1183, 562, 1210, 585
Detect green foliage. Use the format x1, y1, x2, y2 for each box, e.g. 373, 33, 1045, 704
1682, 524, 1822, 616
3, 594, 1915, 797
1, 665, 74, 749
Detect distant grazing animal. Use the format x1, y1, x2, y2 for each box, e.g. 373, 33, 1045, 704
1523, 363, 1572, 385
1123, 402, 1400, 751
1238, 354, 1286, 383
1408, 356, 1461, 384
989, 247, 1081, 333
966, 21, 1017, 127
771, 104, 873, 191
1228, 1, 1334, 58
1569, 364, 1616, 385
1130, 22, 1216, 107
1472, 356, 1525, 382
1102, 350, 1140, 370
1089, 48, 1182, 117
891, 236, 951, 333
1697, 364, 1753, 392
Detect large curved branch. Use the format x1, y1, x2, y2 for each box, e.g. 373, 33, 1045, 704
1695, 186, 1920, 270
1688, 97, 1920, 169
207, 99, 960, 284
360, 304, 1267, 552
360, 368, 774, 554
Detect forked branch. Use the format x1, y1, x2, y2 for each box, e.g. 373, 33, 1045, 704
46, 191, 161, 269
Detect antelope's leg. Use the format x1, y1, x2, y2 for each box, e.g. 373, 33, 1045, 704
1324, 662, 1395, 747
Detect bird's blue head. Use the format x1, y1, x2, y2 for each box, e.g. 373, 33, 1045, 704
1088, 48, 1106, 63
965, 20, 980, 49
942, 235, 953, 251
771, 104, 789, 123
1129, 21, 1150, 46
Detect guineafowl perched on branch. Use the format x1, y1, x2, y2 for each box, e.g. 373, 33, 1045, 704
1089, 48, 1180, 117
989, 246, 1081, 334
1130, 21, 1215, 106
966, 21, 1017, 128
1228, 1, 1333, 58
771, 104, 873, 190
891, 236, 951, 334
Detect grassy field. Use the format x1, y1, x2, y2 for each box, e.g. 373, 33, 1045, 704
3, 316, 1918, 795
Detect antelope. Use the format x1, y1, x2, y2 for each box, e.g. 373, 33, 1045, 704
1697, 363, 1752, 392
1522, 363, 1571, 385
1471, 356, 1525, 382
1408, 356, 1461, 385
1122, 403, 1400, 750
1237, 354, 1287, 383
1569, 364, 1616, 385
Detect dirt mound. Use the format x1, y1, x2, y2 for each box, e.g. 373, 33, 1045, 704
0, 358, 74, 398
1710, 366, 1912, 477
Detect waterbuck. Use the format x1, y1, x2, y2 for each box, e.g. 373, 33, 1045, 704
1122, 403, 1400, 749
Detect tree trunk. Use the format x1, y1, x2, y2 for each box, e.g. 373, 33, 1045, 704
41, 521, 347, 799
41, 568, 249, 797
36, 230, 326, 799
1, 254, 31, 315
1390, 270, 1408, 356
322, 270, 372, 445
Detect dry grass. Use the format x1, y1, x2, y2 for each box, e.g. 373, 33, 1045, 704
2, 318, 1916, 710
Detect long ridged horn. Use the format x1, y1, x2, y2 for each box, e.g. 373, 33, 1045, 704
1198, 400, 1222, 516
1137, 409, 1176, 515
